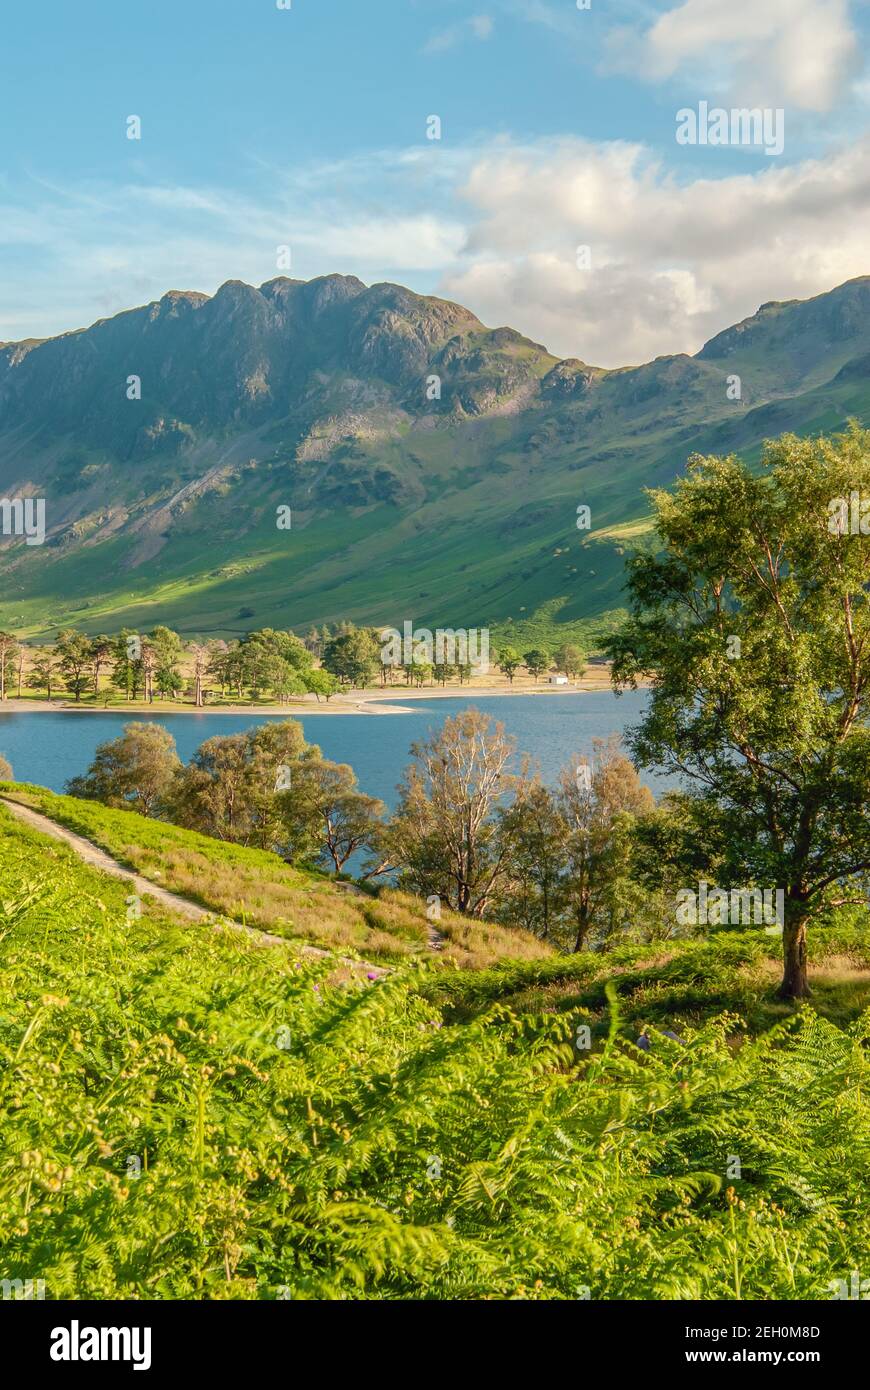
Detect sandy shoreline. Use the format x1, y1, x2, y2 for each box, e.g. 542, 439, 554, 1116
0, 671, 634, 718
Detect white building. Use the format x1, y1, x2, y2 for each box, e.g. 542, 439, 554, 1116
548, 674, 569, 685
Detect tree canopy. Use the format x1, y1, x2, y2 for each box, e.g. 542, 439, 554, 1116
609, 425, 870, 998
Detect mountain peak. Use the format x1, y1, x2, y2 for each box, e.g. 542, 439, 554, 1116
3, 270, 870, 637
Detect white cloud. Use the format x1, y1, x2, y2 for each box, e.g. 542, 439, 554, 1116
6, 130, 870, 369
605, 0, 861, 112
440, 135, 870, 364
0, 163, 465, 339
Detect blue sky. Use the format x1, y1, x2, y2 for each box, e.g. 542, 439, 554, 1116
3, 0, 870, 364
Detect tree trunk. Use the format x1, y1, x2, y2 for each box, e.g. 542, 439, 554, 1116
573, 910, 590, 954
779, 910, 810, 999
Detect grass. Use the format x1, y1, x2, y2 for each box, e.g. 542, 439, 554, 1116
424, 921, 870, 1036
3, 808, 870, 1299
0, 783, 551, 970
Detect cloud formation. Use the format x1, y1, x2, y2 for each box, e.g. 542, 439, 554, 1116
605, 0, 861, 112
439, 134, 870, 364
5, 129, 870, 369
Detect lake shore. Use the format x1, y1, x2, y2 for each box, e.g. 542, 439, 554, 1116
0, 666, 637, 717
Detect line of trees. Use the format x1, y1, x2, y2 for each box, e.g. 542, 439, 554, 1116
0, 627, 342, 706
0, 622, 591, 706
496, 642, 586, 684
62, 709, 674, 950
65, 719, 387, 878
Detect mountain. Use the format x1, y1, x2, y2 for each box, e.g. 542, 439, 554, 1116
3, 273, 870, 642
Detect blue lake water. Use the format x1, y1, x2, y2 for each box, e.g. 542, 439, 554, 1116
0, 690, 672, 809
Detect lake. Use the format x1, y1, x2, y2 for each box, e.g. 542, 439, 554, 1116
0, 690, 673, 808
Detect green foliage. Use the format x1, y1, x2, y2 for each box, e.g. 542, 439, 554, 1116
322, 629, 381, 687
303, 668, 340, 702
522, 648, 550, 681
553, 642, 586, 679
609, 425, 870, 997
165, 721, 312, 850
65, 722, 180, 816
2, 816, 869, 1300
496, 645, 522, 683
54, 629, 92, 702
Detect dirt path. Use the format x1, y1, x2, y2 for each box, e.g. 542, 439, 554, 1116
0, 796, 388, 976
426, 918, 447, 951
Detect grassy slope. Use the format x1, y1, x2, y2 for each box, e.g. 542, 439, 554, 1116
0, 784, 551, 969
7, 364, 869, 645
3, 803, 870, 1298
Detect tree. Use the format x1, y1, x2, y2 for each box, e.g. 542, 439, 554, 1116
28, 651, 58, 700
66, 722, 180, 816
140, 638, 157, 703
629, 790, 727, 941
409, 659, 433, 688
89, 635, 112, 699
280, 759, 386, 874
224, 643, 248, 700
206, 640, 234, 699
268, 659, 307, 704
389, 709, 525, 916
304, 669, 340, 703
167, 721, 311, 850
523, 649, 550, 682
497, 783, 567, 940
609, 426, 870, 999
150, 627, 184, 699
497, 646, 522, 684
0, 632, 19, 701
110, 631, 141, 701
433, 662, 455, 687
240, 629, 312, 702
14, 643, 26, 698
554, 643, 586, 680
188, 642, 209, 708
55, 629, 92, 702
556, 738, 655, 951
322, 630, 380, 688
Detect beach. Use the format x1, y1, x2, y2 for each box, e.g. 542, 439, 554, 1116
0, 664, 631, 716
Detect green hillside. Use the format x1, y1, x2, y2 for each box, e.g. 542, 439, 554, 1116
3, 794, 870, 1298
4, 274, 870, 641
0, 785, 549, 969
